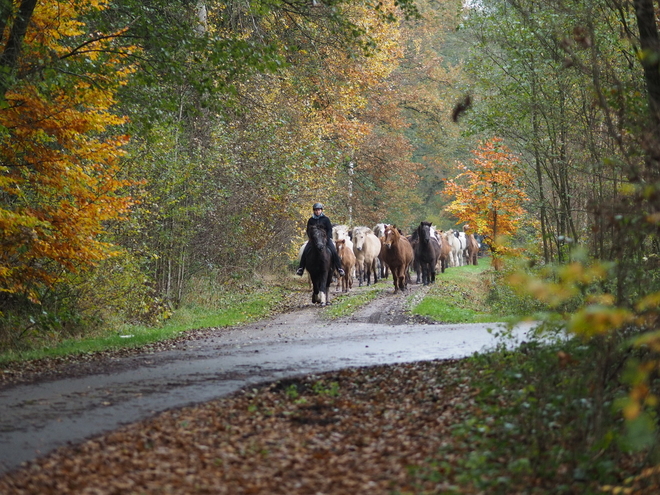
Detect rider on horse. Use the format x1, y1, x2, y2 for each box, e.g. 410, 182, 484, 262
296, 203, 345, 277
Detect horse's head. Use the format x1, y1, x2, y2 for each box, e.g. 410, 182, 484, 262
336, 239, 346, 252
309, 225, 327, 250
332, 224, 349, 241
418, 221, 432, 243
353, 228, 366, 250
383, 224, 398, 248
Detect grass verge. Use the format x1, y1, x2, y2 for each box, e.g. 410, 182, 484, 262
0, 287, 284, 366
410, 258, 513, 323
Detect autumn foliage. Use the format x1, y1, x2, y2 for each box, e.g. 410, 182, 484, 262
442, 137, 529, 254
0, 0, 136, 303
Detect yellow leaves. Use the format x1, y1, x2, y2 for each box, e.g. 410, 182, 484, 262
634, 330, 660, 352
558, 260, 608, 285
507, 270, 577, 307
508, 260, 615, 317
0, 0, 137, 297
646, 212, 660, 225
568, 305, 632, 337
635, 291, 660, 312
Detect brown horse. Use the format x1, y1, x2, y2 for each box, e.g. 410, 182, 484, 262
381, 225, 414, 292
437, 230, 452, 273
335, 239, 355, 292
465, 233, 479, 265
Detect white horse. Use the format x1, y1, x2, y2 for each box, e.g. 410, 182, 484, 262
333, 224, 351, 242
457, 231, 468, 265
373, 223, 389, 279
445, 229, 466, 267
372, 223, 387, 239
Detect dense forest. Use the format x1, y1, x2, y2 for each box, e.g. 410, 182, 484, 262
0, 0, 468, 335
1, 0, 659, 444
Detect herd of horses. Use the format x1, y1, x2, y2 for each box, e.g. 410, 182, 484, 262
300, 222, 482, 306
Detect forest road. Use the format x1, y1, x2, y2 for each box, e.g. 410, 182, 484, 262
0, 282, 536, 475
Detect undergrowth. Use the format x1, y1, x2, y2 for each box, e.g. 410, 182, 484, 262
0, 285, 284, 365
412, 258, 512, 323
410, 333, 659, 493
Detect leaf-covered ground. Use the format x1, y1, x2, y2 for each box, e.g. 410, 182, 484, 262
0, 359, 477, 494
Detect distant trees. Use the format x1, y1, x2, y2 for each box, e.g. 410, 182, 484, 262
0, 0, 426, 346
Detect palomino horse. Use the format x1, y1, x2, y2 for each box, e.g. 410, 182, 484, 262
352, 226, 381, 286
437, 231, 451, 273
306, 224, 333, 305
335, 239, 356, 292
381, 225, 414, 293
414, 221, 441, 285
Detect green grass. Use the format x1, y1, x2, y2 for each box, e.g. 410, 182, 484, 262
0, 287, 284, 366
411, 258, 514, 323
322, 284, 385, 318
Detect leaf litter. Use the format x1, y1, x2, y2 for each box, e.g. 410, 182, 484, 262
0, 283, 484, 494
0, 359, 477, 494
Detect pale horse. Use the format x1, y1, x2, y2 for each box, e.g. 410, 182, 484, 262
445, 229, 467, 267
351, 226, 381, 286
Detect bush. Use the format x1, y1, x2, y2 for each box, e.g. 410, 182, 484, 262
433, 335, 639, 492
0, 251, 163, 351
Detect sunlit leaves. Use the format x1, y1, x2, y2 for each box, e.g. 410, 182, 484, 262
0, 0, 137, 301
442, 137, 529, 254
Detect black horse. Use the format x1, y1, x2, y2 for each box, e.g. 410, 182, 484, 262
414, 221, 440, 285
306, 224, 333, 305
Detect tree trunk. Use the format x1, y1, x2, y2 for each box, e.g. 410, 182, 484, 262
0, 0, 38, 97
633, 0, 660, 125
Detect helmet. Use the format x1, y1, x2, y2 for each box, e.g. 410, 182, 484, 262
312, 202, 324, 210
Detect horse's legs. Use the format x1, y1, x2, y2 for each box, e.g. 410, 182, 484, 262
395, 267, 405, 292
317, 272, 327, 305
311, 276, 320, 304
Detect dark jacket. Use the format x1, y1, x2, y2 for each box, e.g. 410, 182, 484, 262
306, 214, 333, 241
299, 213, 342, 271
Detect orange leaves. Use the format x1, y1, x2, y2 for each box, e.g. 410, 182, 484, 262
0, 0, 137, 299
443, 137, 529, 251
